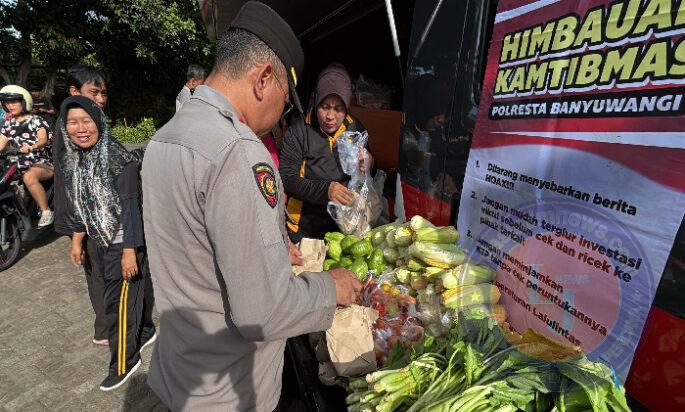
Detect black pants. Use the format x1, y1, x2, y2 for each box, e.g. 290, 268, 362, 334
142, 262, 156, 341
83, 237, 108, 340
97, 243, 155, 376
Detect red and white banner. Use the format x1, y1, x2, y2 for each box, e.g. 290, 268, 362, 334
458, 0, 685, 381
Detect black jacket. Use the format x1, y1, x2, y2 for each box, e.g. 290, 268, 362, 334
71, 161, 145, 248
54, 122, 144, 247
52, 118, 75, 236
280, 110, 365, 241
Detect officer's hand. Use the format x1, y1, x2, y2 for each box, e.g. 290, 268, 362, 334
329, 268, 362, 307
328, 182, 354, 206
359, 148, 373, 173
70, 243, 84, 267
288, 241, 304, 266
121, 248, 138, 280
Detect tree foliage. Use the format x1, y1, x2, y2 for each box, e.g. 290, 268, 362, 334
0, 0, 212, 124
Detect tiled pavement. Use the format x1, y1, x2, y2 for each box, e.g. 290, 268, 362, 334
0, 235, 164, 412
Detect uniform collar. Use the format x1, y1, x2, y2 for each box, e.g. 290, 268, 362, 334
192, 85, 246, 123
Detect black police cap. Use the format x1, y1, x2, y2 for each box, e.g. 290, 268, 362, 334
230, 1, 304, 113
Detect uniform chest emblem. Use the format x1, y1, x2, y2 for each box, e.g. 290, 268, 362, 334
253, 163, 278, 208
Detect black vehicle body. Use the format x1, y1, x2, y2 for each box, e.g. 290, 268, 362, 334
0, 152, 54, 271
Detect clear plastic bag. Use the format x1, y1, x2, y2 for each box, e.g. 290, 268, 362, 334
360, 278, 424, 366
327, 131, 381, 237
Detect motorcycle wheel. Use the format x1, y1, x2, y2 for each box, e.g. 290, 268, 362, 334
0, 217, 22, 271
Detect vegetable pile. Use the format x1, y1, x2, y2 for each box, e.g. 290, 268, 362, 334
324, 231, 388, 280
346, 308, 631, 412
322, 214, 632, 412
324, 216, 503, 343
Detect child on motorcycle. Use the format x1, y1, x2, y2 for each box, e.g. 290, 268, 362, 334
0, 85, 54, 227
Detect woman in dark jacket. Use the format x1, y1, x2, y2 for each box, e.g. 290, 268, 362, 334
59, 96, 155, 391
280, 63, 373, 242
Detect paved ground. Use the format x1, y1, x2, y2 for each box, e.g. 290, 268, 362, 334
0, 234, 165, 412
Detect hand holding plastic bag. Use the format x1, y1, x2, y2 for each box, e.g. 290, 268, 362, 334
327, 131, 381, 237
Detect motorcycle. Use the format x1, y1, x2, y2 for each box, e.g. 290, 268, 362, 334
0, 149, 54, 271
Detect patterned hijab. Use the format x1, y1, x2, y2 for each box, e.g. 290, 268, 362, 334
58, 96, 136, 247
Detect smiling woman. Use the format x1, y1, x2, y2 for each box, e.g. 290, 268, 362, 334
66, 107, 100, 149
58, 95, 156, 392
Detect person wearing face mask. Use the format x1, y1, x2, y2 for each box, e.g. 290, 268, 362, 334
59, 95, 154, 391
280, 63, 374, 242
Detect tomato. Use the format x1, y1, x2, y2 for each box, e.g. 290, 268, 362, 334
372, 301, 387, 317
374, 319, 389, 330
370, 290, 384, 303
374, 348, 384, 363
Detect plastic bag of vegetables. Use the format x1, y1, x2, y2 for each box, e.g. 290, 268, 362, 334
326, 131, 381, 237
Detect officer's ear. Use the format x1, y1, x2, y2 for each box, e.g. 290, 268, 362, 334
253, 63, 274, 102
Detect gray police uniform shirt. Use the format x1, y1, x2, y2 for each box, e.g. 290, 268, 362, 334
175, 85, 192, 112
142, 85, 337, 412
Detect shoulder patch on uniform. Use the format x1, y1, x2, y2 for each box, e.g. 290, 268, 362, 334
253, 163, 278, 208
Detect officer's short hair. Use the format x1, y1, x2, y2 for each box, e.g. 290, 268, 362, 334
67, 65, 106, 90
186, 64, 206, 82
214, 28, 284, 81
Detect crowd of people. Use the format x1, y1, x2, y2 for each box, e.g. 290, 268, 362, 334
1, 1, 374, 409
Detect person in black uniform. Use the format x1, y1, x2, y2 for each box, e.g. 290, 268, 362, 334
59, 96, 155, 391
280, 63, 373, 242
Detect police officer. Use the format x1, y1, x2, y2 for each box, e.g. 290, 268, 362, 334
141, 2, 362, 411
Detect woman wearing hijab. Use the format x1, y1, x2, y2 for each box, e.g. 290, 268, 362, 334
279, 63, 373, 242
59, 96, 155, 391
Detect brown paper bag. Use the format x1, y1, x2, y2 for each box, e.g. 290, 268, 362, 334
325, 305, 378, 377
292, 238, 327, 276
